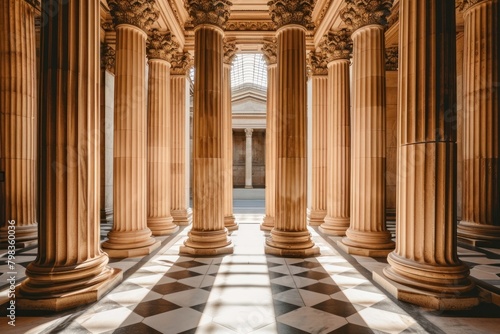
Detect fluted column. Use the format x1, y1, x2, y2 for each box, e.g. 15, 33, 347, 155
320, 29, 353, 236
339, 0, 395, 256
180, 0, 233, 255
0, 0, 38, 245
457, 0, 500, 247
145, 29, 178, 236
244, 128, 254, 188
170, 51, 193, 226
101, 0, 160, 257
374, 0, 479, 310
261, 40, 278, 231
223, 40, 238, 230
18, 0, 122, 311
307, 51, 328, 226
265, 0, 319, 257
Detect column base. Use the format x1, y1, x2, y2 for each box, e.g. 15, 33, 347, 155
244, 185, 253, 189
224, 215, 239, 231
171, 208, 193, 226
148, 217, 179, 236
265, 229, 320, 258
339, 228, 395, 256
319, 217, 350, 236
180, 229, 233, 256
100, 208, 113, 224
18, 268, 122, 312
260, 216, 274, 231
458, 221, 500, 248
307, 209, 326, 226
0, 224, 38, 246
102, 228, 160, 258
373, 268, 479, 311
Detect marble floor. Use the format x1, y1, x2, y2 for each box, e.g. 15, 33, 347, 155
1, 202, 500, 333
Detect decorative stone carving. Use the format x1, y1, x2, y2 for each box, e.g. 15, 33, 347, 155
170, 51, 193, 75
385, 46, 398, 71
261, 39, 277, 65
315, 0, 334, 30
146, 29, 179, 61
322, 28, 353, 62
340, 0, 394, 31
268, 0, 314, 30
223, 39, 237, 64
307, 50, 328, 76
101, 43, 116, 73
226, 21, 275, 31
456, 0, 487, 11
25, 0, 40, 8
185, 0, 232, 29
107, 0, 159, 31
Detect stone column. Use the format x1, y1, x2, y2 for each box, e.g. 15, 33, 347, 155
18, 0, 122, 311
265, 0, 319, 257
0, 0, 38, 245
170, 51, 193, 226
338, 0, 394, 256
223, 40, 238, 230
307, 50, 328, 226
374, 0, 479, 310
320, 29, 353, 236
146, 29, 178, 236
180, 0, 233, 255
101, 0, 160, 257
244, 128, 254, 189
457, 0, 500, 247
261, 40, 278, 231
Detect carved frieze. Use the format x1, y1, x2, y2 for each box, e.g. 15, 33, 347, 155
170, 51, 193, 75
223, 39, 238, 65
101, 43, 116, 73
322, 28, 353, 62
385, 46, 398, 71
107, 0, 159, 31
261, 39, 277, 65
267, 0, 314, 30
146, 29, 179, 62
185, 0, 232, 29
225, 21, 275, 31
307, 50, 329, 76
340, 0, 394, 31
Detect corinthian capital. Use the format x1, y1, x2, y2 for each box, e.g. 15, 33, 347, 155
261, 39, 277, 65
223, 39, 238, 65
322, 28, 353, 62
385, 46, 398, 71
268, 0, 314, 30
456, 0, 487, 11
146, 29, 179, 62
101, 43, 116, 73
340, 0, 394, 31
185, 0, 232, 29
107, 0, 159, 31
307, 51, 328, 76
170, 51, 193, 75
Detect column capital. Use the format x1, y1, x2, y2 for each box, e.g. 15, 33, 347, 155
457, 0, 489, 11
223, 39, 238, 65
322, 28, 353, 63
268, 0, 314, 30
340, 0, 394, 31
245, 128, 254, 137
25, 0, 40, 9
147, 29, 179, 62
185, 0, 232, 29
262, 39, 277, 65
101, 43, 116, 74
107, 0, 159, 32
307, 50, 328, 76
170, 51, 193, 75
385, 46, 398, 71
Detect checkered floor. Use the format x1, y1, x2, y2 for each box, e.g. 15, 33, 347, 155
1, 209, 500, 333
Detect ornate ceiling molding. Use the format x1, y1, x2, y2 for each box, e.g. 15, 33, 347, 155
107, 0, 159, 31
456, 0, 487, 11
225, 21, 275, 31
385, 46, 398, 71
101, 43, 116, 74
261, 39, 277, 65
170, 51, 193, 75
268, 0, 315, 30
307, 50, 329, 75
340, 0, 394, 31
185, 0, 232, 29
314, 0, 334, 29
223, 39, 238, 64
146, 29, 179, 62
322, 28, 352, 62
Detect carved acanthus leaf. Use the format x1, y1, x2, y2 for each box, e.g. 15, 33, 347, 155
307, 50, 328, 76
226, 21, 275, 31
261, 39, 277, 65
185, 0, 232, 29
322, 28, 353, 62
170, 51, 193, 75
147, 29, 179, 62
223, 39, 238, 64
107, 0, 159, 31
101, 43, 116, 73
340, 0, 394, 31
267, 0, 315, 30
385, 46, 398, 71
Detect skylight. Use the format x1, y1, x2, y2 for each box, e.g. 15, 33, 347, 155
230, 53, 267, 91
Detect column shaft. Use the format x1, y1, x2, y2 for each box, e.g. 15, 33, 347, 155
0, 0, 38, 244
458, 0, 500, 246
18, 0, 121, 311
308, 75, 328, 226
101, 24, 159, 257
265, 25, 319, 257
244, 128, 253, 188
170, 74, 192, 225
180, 25, 232, 255
147, 59, 178, 235
375, 0, 479, 310
321, 59, 351, 235
340, 24, 394, 256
